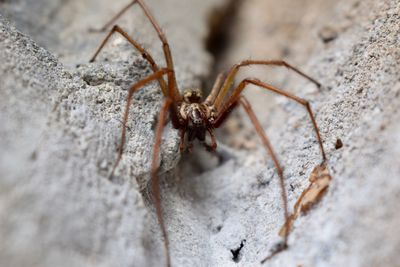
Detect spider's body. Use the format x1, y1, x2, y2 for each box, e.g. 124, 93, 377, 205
90, 1, 327, 266
178, 89, 216, 148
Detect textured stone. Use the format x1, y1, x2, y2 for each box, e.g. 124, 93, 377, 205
1, 0, 399, 266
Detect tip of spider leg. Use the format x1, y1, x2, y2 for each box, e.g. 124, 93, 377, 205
271, 240, 288, 252
107, 167, 118, 181
316, 82, 324, 91
260, 240, 288, 264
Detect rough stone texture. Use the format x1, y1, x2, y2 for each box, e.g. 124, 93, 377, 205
0, 0, 224, 266
1, 0, 400, 267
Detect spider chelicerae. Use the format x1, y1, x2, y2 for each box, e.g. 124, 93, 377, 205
89, 1, 327, 266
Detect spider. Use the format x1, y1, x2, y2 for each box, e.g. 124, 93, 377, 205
89, 1, 327, 266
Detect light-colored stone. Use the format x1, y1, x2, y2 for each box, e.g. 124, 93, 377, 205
1, 0, 399, 266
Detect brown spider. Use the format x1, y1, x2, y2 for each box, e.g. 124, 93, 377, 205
90, 1, 327, 266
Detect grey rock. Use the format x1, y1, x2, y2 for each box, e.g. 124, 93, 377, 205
1, 0, 400, 267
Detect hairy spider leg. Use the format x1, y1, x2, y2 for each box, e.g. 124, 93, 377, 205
178, 127, 217, 153
213, 60, 322, 110
90, 25, 168, 96
211, 93, 290, 260
151, 98, 173, 267
204, 128, 217, 151
204, 72, 225, 105
217, 78, 326, 162
95, 0, 181, 102
179, 129, 186, 152
212, 77, 326, 262
109, 68, 172, 179
107, 68, 174, 266
238, 96, 289, 261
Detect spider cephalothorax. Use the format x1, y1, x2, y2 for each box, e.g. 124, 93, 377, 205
178, 89, 216, 147
90, 1, 327, 266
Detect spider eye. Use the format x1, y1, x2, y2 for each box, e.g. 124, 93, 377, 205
184, 89, 202, 103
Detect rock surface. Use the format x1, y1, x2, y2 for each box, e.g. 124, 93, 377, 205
1, 0, 399, 267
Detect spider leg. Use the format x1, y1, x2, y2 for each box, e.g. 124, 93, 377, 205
94, 0, 181, 102
109, 70, 174, 265
96, 0, 138, 32
151, 98, 173, 267
203, 128, 217, 152
212, 77, 327, 261
215, 78, 326, 162
109, 68, 172, 179
205, 72, 225, 105
238, 97, 289, 262
179, 129, 186, 152
214, 60, 321, 110
213, 94, 290, 259
90, 25, 168, 96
